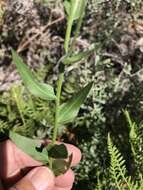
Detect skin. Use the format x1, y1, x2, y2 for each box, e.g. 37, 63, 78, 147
0, 140, 81, 190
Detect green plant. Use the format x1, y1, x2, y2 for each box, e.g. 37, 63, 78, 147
108, 133, 137, 190
124, 110, 143, 176
107, 130, 143, 190
0, 84, 54, 138
71, 0, 143, 188
1, 0, 143, 189
94, 111, 143, 190
6, 0, 93, 176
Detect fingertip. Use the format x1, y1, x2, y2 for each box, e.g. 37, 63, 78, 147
66, 144, 82, 166
10, 167, 55, 190
26, 167, 55, 190
0, 140, 20, 179
8, 167, 55, 190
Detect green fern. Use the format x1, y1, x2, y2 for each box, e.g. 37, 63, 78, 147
96, 173, 103, 190
0, 120, 9, 133
138, 176, 143, 190
124, 110, 143, 176
0, 83, 54, 138
108, 134, 138, 190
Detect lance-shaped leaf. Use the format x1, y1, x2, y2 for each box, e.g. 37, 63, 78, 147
58, 82, 93, 124
63, 45, 96, 65
12, 49, 56, 101
8, 131, 49, 163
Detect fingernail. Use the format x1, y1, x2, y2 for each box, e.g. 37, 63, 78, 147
27, 167, 55, 190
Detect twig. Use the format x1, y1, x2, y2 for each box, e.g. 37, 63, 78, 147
17, 15, 65, 53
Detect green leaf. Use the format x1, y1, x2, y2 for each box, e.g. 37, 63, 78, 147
62, 45, 96, 65
52, 159, 67, 176
48, 144, 68, 159
52, 154, 73, 176
64, 0, 83, 20
58, 82, 93, 124
12, 49, 56, 101
8, 131, 49, 164
64, 0, 86, 53
64, 0, 70, 16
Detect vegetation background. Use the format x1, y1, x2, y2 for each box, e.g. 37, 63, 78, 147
0, 0, 143, 189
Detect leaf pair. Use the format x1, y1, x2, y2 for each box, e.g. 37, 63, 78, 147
12, 50, 92, 125
11, 49, 92, 174
9, 131, 71, 176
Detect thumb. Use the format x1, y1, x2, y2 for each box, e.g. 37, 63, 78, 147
9, 167, 55, 190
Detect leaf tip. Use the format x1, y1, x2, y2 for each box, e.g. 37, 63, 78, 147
86, 81, 93, 91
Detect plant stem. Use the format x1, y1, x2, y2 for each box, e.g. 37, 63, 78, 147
49, 158, 53, 170
50, 66, 64, 170
70, 0, 86, 53
52, 72, 64, 144
49, 72, 64, 169
12, 87, 26, 127
52, 0, 87, 144
64, 16, 73, 54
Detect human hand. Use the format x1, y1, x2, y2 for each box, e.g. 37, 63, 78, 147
0, 140, 81, 190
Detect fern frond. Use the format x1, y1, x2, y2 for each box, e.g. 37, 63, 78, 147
124, 110, 143, 175
0, 120, 9, 132
96, 173, 102, 190
108, 134, 137, 190
138, 175, 143, 190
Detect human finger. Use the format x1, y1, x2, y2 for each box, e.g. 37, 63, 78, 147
0, 140, 81, 182
0, 140, 41, 181
8, 167, 54, 190
65, 144, 81, 166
